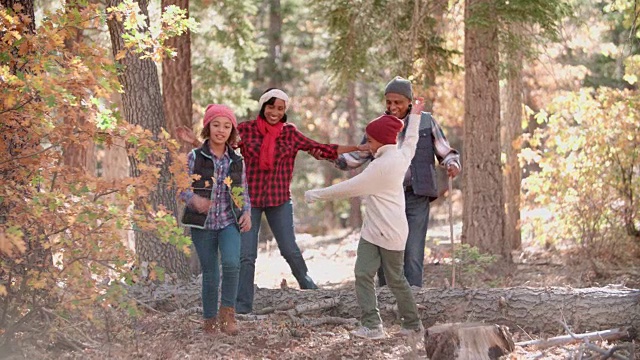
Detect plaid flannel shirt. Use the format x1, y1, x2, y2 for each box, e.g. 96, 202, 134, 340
237, 119, 339, 208
335, 113, 460, 174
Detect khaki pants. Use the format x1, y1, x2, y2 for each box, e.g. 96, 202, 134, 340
354, 238, 420, 329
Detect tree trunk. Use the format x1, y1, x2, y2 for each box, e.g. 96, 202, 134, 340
463, 0, 507, 258
425, 322, 514, 360
346, 81, 362, 228
62, 0, 96, 174
502, 29, 523, 252
421, 0, 447, 113
107, 0, 190, 280
1, 0, 34, 32
161, 0, 192, 151
267, 0, 282, 89
160, 0, 199, 275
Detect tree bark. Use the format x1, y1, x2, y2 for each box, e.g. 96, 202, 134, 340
160, 0, 199, 276
161, 0, 192, 152
502, 28, 524, 252
425, 322, 514, 360
421, 0, 447, 113
252, 286, 640, 334
345, 81, 363, 228
62, 0, 96, 174
107, 0, 190, 280
134, 284, 640, 334
463, 0, 507, 258
1, 0, 34, 32
267, 0, 282, 89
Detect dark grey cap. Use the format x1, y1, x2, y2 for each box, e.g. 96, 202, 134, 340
384, 76, 413, 101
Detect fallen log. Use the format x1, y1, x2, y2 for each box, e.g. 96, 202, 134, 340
250, 286, 640, 334
129, 283, 640, 334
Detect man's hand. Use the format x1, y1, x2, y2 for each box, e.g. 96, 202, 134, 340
175, 125, 199, 147
238, 211, 252, 233
447, 163, 460, 178
190, 195, 212, 214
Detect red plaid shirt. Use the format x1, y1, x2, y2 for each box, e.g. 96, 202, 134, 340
237, 119, 338, 208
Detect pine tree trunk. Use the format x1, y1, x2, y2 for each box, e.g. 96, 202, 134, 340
1, 0, 34, 32
462, 0, 507, 258
421, 0, 447, 113
502, 31, 523, 252
267, 0, 282, 88
161, 0, 192, 151
107, 0, 190, 280
160, 0, 199, 276
62, 1, 96, 174
346, 81, 363, 228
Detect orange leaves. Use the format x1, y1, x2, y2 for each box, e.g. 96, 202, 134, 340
0, 226, 26, 257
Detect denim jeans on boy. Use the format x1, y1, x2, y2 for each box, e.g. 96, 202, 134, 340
355, 238, 420, 330
378, 190, 430, 287
236, 201, 317, 314
191, 225, 241, 319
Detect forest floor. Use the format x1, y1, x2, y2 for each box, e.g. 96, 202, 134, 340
5, 190, 640, 359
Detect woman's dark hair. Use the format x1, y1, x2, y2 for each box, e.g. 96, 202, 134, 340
259, 88, 288, 122
200, 124, 239, 147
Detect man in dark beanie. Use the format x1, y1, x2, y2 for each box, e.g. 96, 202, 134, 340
331, 76, 461, 289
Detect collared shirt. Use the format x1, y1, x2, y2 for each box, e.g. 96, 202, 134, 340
237, 119, 339, 208
335, 112, 461, 178
182, 149, 251, 230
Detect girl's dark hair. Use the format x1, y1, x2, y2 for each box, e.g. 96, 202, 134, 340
200, 124, 239, 147
259, 88, 288, 122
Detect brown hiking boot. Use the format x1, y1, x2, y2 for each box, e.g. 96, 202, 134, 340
218, 306, 238, 335
203, 317, 217, 334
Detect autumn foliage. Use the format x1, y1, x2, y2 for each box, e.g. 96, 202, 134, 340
522, 87, 640, 258
0, 2, 192, 346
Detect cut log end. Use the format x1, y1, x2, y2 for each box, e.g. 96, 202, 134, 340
424, 322, 515, 360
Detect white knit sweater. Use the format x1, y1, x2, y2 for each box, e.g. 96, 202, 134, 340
305, 113, 421, 251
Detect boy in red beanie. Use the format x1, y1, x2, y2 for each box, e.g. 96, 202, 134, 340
305, 99, 426, 340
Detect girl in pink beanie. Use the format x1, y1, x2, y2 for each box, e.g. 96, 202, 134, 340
180, 103, 251, 336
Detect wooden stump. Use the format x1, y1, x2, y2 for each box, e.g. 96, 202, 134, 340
424, 322, 515, 360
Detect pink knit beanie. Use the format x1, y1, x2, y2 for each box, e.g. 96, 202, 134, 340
203, 104, 237, 129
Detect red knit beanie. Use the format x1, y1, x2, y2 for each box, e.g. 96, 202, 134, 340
203, 104, 237, 129
365, 115, 404, 145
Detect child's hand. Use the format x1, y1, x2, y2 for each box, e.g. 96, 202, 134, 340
308, 148, 324, 160
304, 191, 316, 204
190, 196, 212, 214
238, 212, 252, 232
410, 97, 425, 115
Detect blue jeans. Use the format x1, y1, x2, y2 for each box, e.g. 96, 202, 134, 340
378, 190, 430, 287
191, 225, 241, 319
236, 201, 317, 314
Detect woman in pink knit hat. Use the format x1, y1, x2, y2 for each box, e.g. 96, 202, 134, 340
180, 104, 251, 336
